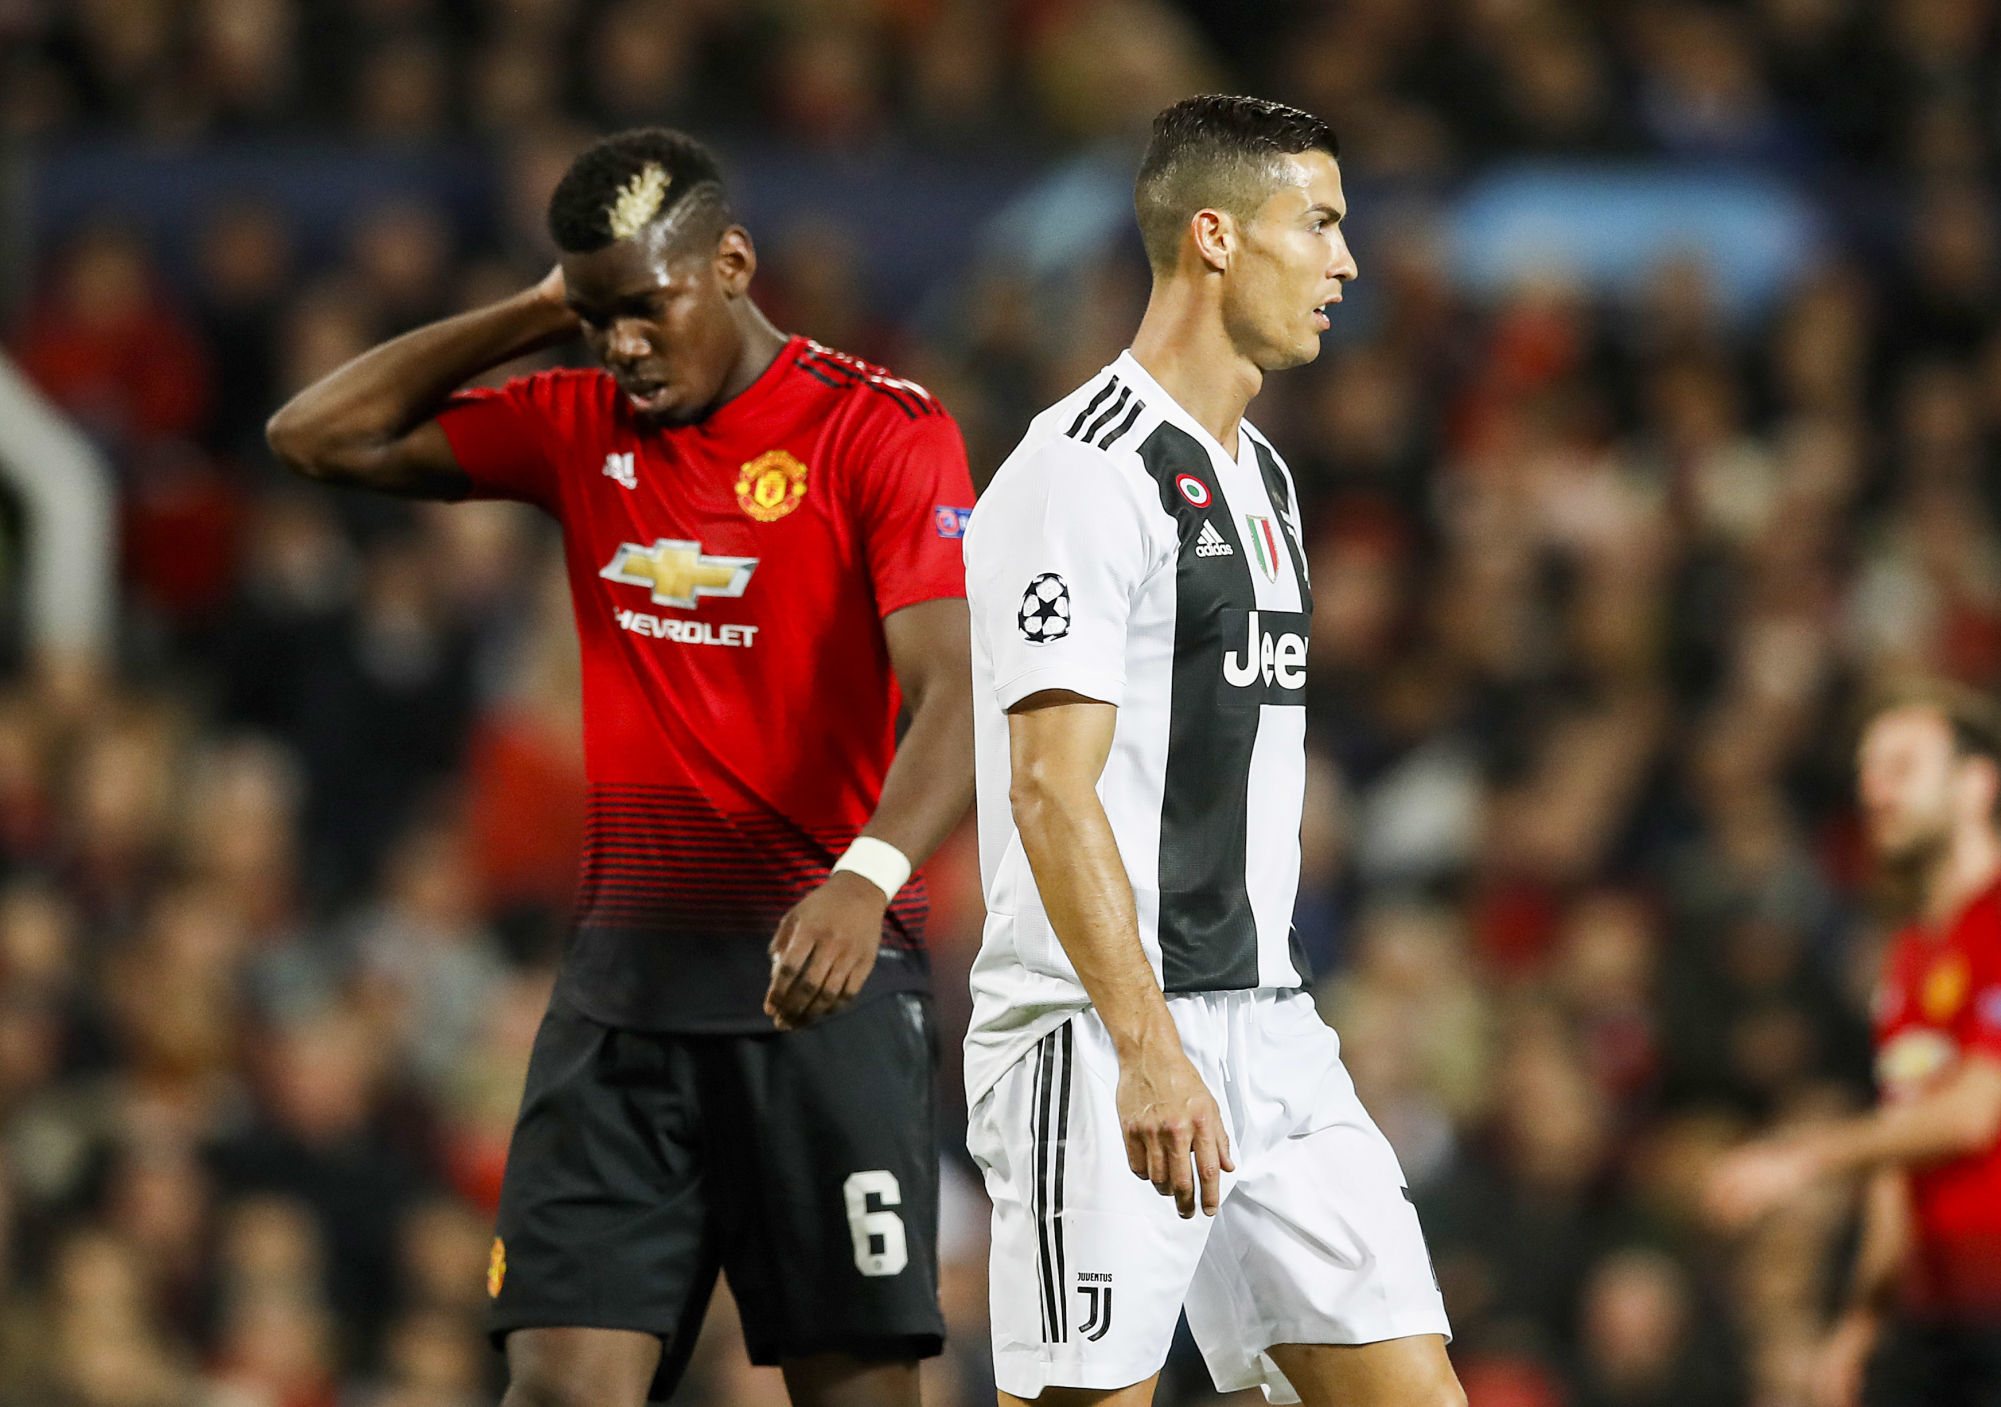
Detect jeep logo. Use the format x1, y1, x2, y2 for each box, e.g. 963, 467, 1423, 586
1219, 608, 1308, 704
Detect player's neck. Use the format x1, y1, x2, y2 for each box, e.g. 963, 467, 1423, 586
1923, 823, 2001, 927
1129, 281, 1262, 457
707, 303, 790, 412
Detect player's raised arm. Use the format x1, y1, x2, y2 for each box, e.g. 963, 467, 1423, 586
265, 266, 579, 499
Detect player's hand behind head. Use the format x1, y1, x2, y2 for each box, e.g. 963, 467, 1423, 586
763, 871, 889, 1030
1118, 1044, 1234, 1218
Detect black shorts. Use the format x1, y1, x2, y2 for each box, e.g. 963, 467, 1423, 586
1868, 1319, 2001, 1407
487, 989, 944, 1399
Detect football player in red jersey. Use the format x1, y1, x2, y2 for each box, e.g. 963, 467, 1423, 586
268, 129, 975, 1407
1708, 681, 2001, 1407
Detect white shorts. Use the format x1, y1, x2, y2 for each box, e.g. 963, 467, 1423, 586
967, 988, 1450, 1401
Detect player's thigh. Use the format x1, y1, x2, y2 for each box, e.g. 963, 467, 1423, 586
1184, 1053, 1449, 1399
698, 991, 946, 1366
489, 994, 719, 1398
1266, 1338, 1463, 1407
996, 1376, 1160, 1407
501, 1326, 660, 1407
968, 1016, 1214, 1398
779, 1351, 921, 1407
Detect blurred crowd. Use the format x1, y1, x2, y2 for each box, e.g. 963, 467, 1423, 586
6, 1, 2001, 1406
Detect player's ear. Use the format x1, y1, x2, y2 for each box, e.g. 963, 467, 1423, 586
714, 226, 756, 297
1188, 208, 1232, 274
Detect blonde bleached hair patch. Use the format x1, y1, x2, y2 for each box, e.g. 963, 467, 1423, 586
606, 163, 672, 241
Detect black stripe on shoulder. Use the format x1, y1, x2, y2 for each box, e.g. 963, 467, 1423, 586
1081, 386, 1132, 444
796, 347, 936, 419
1095, 397, 1144, 450
795, 360, 850, 392
1064, 379, 1120, 439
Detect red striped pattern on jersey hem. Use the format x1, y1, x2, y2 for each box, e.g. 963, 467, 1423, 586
572, 784, 926, 947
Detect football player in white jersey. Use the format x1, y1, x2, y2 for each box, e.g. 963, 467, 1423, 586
960, 96, 1464, 1407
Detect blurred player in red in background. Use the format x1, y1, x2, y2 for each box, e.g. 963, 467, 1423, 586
1709, 681, 2001, 1407
267, 128, 974, 1407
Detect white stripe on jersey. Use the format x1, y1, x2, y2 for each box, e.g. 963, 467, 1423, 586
962, 351, 1312, 1106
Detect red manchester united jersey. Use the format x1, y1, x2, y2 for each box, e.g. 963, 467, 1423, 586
1874, 876, 2001, 1315
437, 336, 975, 1031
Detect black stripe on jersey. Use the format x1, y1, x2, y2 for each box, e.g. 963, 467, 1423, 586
1065, 379, 1120, 439
1081, 385, 1133, 443
795, 347, 935, 419
1136, 422, 1263, 992
1097, 398, 1144, 449
796, 352, 927, 419
1248, 437, 1312, 613
794, 359, 854, 393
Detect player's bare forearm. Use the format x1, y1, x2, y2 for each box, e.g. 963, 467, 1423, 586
764, 598, 974, 1030
1006, 693, 1172, 1052
1008, 692, 1232, 1216
266, 267, 579, 498
863, 597, 976, 865
1808, 1055, 2001, 1175
1711, 1055, 2001, 1227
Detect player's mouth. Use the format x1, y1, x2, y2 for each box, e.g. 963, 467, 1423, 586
1311, 296, 1339, 332
618, 376, 674, 413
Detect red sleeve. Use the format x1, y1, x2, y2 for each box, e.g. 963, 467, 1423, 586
1966, 928, 2001, 1060
851, 408, 976, 617
435, 374, 571, 514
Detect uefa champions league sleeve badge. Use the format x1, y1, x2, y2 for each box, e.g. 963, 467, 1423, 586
1018, 573, 1072, 644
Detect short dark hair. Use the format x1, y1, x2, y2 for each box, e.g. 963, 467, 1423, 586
1134, 95, 1340, 274
1861, 676, 2001, 767
546, 127, 733, 255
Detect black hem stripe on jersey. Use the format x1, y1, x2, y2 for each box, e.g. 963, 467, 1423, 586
1065, 379, 1120, 439
1136, 421, 1264, 993
1097, 398, 1144, 449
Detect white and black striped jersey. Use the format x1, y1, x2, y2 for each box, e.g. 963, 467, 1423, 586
962, 351, 1313, 1105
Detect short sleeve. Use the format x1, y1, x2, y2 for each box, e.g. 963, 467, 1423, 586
852, 409, 978, 618
1966, 938, 2001, 1060
435, 377, 562, 513
965, 439, 1164, 711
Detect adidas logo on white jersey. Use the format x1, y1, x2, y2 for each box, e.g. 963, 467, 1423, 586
1195, 520, 1234, 557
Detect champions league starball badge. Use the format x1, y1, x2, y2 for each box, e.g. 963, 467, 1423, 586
1018, 573, 1071, 644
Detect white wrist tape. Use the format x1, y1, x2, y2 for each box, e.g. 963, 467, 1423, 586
831, 836, 912, 901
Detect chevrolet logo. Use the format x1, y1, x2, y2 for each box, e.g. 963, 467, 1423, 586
599, 538, 757, 609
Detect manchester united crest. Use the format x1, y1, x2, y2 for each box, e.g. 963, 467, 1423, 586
735, 450, 809, 522
1923, 954, 1971, 1023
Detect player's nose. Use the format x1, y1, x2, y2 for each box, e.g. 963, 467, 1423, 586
607, 318, 650, 360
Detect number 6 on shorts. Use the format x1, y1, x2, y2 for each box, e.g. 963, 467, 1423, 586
843, 1170, 908, 1276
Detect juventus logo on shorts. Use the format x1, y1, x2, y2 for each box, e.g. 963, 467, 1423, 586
1076, 1276, 1113, 1341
